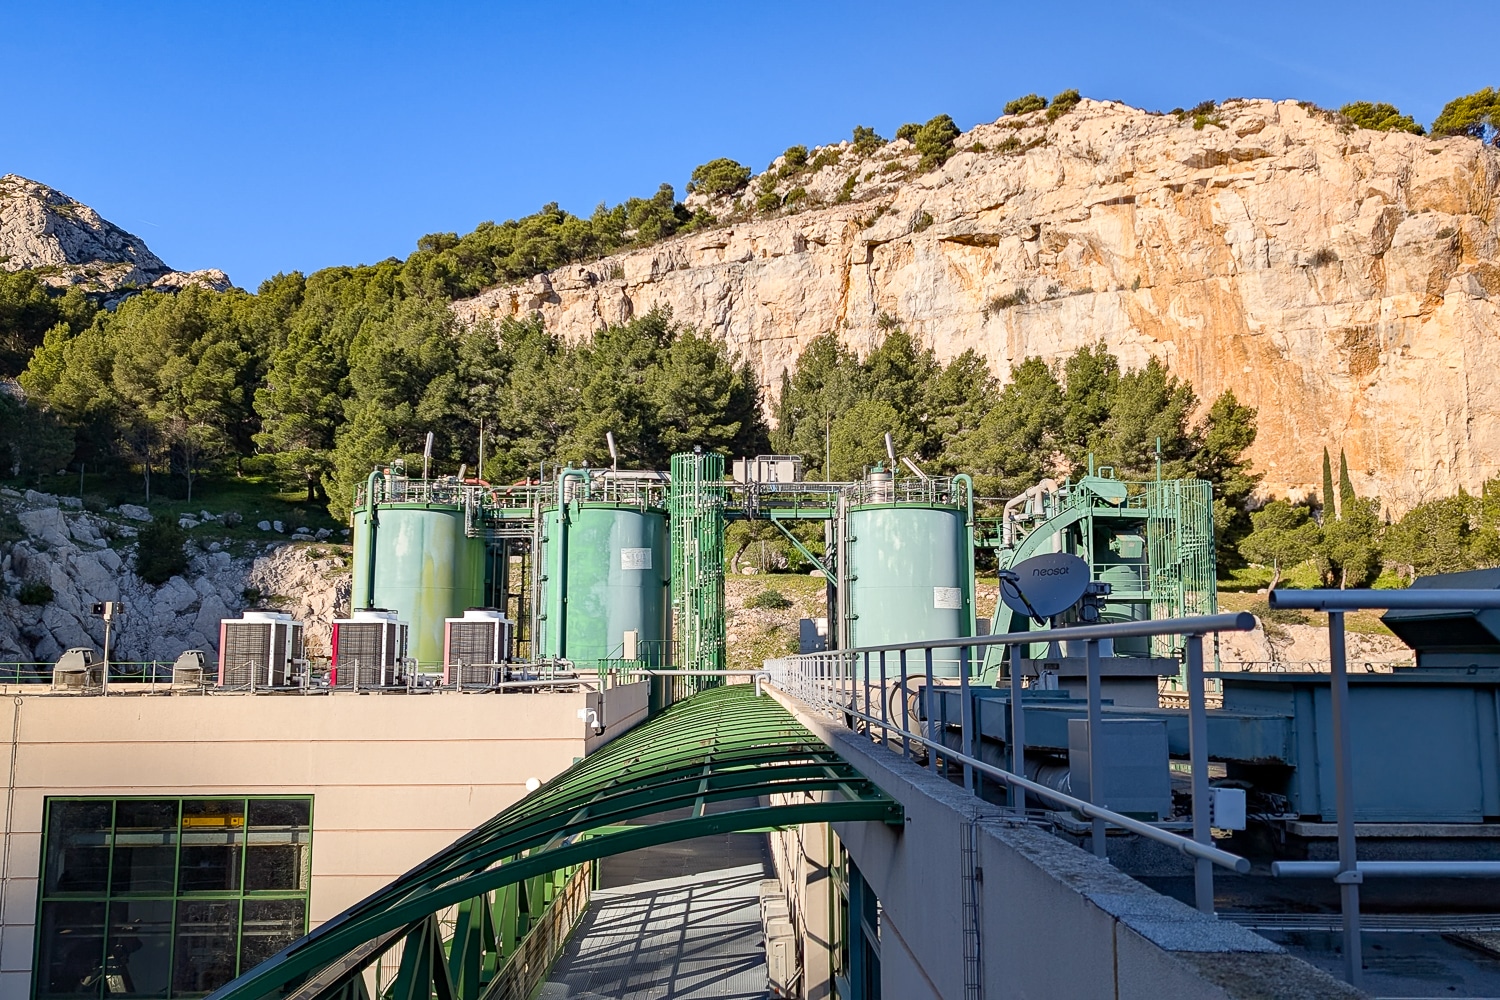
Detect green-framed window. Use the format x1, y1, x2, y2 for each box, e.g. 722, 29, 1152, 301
33, 796, 313, 999
830, 837, 880, 1000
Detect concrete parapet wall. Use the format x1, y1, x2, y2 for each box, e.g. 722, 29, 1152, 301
769, 690, 1363, 999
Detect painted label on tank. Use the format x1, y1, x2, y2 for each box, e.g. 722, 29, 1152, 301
621, 547, 652, 570
933, 587, 962, 610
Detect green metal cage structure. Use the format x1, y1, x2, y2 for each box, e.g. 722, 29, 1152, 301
669, 452, 727, 690
204, 686, 901, 1000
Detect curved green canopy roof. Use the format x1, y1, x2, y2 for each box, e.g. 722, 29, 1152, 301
209, 684, 902, 1000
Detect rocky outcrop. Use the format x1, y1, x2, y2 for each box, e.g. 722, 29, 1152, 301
0, 488, 345, 667
0, 174, 232, 294
454, 99, 1500, 509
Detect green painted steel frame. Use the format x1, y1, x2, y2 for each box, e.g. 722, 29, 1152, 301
669, 452, 728, 688
208, 686, 901, 1000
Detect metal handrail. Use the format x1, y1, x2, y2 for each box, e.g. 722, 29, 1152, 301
1274, 861, 1500, 878
1262, 586, 1500, 988
766, 609, 1258, 916
780, 612, 1255, 657
827, 697, 1249, 873
1270, 589, 1500, 611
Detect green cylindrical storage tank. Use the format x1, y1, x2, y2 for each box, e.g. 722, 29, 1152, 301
847, 503, 971, 676
350, 502, 485, 668
537, 503, 670, 665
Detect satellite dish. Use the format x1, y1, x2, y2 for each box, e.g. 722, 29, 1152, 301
1000, 552, 1092, 620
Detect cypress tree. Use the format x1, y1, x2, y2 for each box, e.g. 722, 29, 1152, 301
1322, 447, 1336, 521
1339, 449, 1355, 509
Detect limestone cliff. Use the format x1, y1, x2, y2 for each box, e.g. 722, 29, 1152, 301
0, 174, 231, 294
453, 99, 1500, 509
0, 488, 346, 666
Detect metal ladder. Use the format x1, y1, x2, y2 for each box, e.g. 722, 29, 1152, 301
961, 817, 984, 999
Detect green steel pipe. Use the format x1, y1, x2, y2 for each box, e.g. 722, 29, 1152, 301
954, 473, 978, 641
362, 468, 382, 609
554, 468, 590, 658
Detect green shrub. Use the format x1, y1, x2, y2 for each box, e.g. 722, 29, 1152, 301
746, 588, 794, 610
1045, 89, 1082, 121
135, 516, 189, 585
969, 142, 986, 153
687, 158, 752, 197
982, 289, 1029, 317
1339, 101, 1424, 135
835, 173, 858, 203
895, 122, 921, 142
913, 211, 934, 233
997, 134, 1022, 154
784, 186, 808, 208
1004, 93, 1047, 115
755, 188, 782, 213
810, 147, 841, 172
779, 145, 809, 175
0, 511, 22, 543
17, 581, 53, 606
913, 114, 961, 170
851, 125, 886, 155
1249, 600, 1310, 627
1193, 112, 1224, 130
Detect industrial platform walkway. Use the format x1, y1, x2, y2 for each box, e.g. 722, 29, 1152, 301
538, 812, 772, 999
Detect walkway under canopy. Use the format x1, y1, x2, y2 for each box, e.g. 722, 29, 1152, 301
208, 685, 902, 1000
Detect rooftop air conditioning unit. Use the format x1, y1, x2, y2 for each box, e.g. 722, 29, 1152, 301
218, 611, 305, 689
331, 609, 409, 689
443, 608, 513, 687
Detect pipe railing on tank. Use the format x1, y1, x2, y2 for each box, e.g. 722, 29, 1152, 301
1265, 586, 1500, 988
841, 473, 968, 508
765, 611, 1258, 918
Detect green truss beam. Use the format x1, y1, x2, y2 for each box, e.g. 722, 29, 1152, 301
208, 685, 901, 1000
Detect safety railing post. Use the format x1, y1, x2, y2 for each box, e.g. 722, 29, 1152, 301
925, 648, 938, 775
898, 650, 909, 761
1185, 633, 1213, 913
959, 643, 974, 795
879, 650, 889, 749
1328, 610, 1363, 987
1009, 644, 1026, 815
862, 651, 870, 736
1086, 638, 1105, 859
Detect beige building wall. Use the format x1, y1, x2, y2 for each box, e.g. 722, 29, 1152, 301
0, 682, 649, 997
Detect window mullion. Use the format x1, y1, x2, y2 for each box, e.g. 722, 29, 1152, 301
168, 798, 183, 1000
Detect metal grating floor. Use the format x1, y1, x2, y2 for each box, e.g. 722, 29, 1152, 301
536, 863, 770, 1000
538, 799, 773, 999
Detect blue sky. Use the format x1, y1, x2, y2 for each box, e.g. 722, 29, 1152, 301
4, 1, 1494, 289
